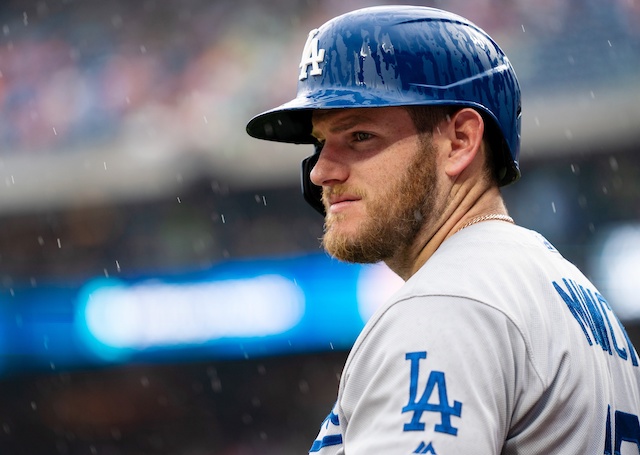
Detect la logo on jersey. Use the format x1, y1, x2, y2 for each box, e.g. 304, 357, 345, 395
299, 28, 325, 80
403, 351, 463, 436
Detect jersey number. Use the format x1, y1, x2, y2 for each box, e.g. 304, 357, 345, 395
402, 351, 462, 436
605, 405, 640, 454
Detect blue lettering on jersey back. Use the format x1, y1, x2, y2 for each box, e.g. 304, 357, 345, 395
604, 405, 640, 454
402, 351, 462, 436
553, 278, 638, 367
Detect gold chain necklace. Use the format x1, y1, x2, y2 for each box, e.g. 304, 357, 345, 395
455, 213, 514, 234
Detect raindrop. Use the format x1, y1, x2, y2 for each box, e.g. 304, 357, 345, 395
570, 164, 580, 174
30, 277, 37, 287
589, 223, 596, 233
590, 91, 596, 99
23, 12, 28, 26
210, 378, 222, 392
254, 194, 268, 206
521, 24, 526, 33
52, 127, 57, 136
103, 268, 109, 278
115, 260, 121, 272
203, 116, 208, 124
57, 238, 62, 248
9, 289, 14, 297
221, 214, 226, 223
103, 161, 108, 170
140, 376, 150, 387
2, 423, 10, 434
257, 364, 266, 375
329, 342, 334, 350
602, 185, 608, 195
578, 195, 588, 208
568, 55, 575, 65
608, 40, 613, 47
140, 45, 147, 54
609, 157, 619, 171
551, 202, 556, 213
251, 397, 261, 407
37, 236, 44, 246
2, 25, 9, 36
534, 117, 540, 126
299, 380, 310, 394
242, 413, 253, 424
111, 15, 123, 29
177, 197, 182, 203
50, 362, 56, 370
30, 401, 37, 410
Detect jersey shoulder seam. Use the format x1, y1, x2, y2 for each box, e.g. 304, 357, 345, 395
346, 293, 547, 388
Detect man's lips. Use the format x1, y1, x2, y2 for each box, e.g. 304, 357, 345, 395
326, 194, 362, 212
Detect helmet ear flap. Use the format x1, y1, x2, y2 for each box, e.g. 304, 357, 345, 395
301, 144, 325, 215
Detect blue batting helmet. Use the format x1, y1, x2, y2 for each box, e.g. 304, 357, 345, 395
246, 5, 522, 214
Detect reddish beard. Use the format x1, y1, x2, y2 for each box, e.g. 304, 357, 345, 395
321, 138, 438, 264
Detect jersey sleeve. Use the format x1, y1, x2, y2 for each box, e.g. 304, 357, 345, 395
336, 295, 544, 454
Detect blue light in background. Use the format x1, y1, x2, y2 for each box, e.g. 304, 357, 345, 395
79, 275, 305, 356
0, 253, 404, 374
592, 224, 640, 322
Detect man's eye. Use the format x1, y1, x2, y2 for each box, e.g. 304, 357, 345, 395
354, 132, 372, 141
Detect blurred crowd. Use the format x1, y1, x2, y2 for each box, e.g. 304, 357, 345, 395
0, 0, 636, 155
0, 351, 349, 454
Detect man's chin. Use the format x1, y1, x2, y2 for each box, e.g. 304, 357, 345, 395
322, 229, 379, 264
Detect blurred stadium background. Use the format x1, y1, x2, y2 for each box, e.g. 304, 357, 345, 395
0, 0, 638, 453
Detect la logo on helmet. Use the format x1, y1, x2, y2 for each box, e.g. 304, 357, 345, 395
299, 29, 325, 80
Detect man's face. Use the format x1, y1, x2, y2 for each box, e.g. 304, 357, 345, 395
310, 107, 441, 264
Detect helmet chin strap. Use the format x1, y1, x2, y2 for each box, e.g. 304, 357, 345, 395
301, 146, 325, 215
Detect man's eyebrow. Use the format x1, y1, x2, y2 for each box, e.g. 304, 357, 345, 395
311, 114, 372, 138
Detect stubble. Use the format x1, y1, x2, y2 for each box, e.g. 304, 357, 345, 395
321, 137, 439, 264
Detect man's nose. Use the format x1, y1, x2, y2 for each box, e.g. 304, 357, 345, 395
309, 142, 349, 187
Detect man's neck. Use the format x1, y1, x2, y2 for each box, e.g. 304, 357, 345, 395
384, 183, 508, 281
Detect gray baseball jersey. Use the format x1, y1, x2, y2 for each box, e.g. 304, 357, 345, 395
309, 222, 640, 454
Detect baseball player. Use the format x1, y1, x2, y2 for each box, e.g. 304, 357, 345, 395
246, 5, 640, 454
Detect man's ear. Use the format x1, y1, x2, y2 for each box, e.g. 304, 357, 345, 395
439, 108, 484, 179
